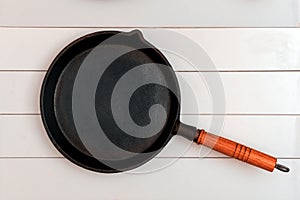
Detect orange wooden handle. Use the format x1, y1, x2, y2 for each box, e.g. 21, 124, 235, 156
194, 129, 277, 172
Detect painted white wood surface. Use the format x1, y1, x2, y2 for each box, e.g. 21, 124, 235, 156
1, 115, 299, 158
0, 159, 299, 200
1, 28, 300, 70
0, 72, 299, 114
0, 28, 300, 200
0, 0, 298, 27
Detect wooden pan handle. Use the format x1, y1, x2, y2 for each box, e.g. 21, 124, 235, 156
194, 129, 279, 172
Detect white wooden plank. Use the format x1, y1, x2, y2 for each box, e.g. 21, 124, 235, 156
0, 159, 298, 200
173, 29, 300, 70
299, 0, 300, 24
0, 115, 58, 157
1, 28, 300, 70
1, 115, 299, 158
180, 72, 300, 114
0, 0, 297, 27
0, 72, 299, 114
0, 72, 43, 113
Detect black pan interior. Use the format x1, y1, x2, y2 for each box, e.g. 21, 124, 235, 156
40, 30, 181, 173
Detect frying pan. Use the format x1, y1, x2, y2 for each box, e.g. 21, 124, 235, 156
40, 30, 289, 173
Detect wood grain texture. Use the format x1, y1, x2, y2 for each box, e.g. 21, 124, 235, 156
0, 0, 297, 27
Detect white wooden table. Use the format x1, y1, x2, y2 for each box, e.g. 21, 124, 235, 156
0, 1, 300, 200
